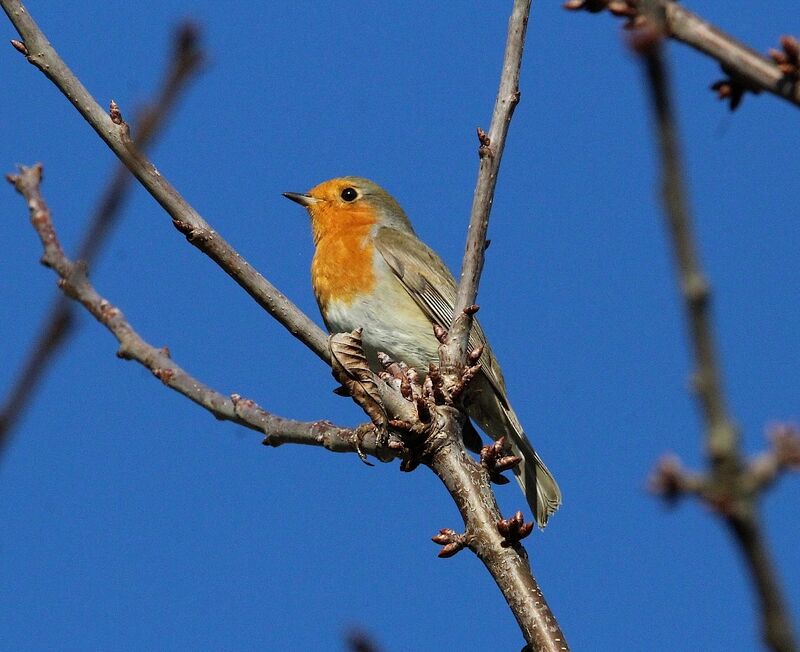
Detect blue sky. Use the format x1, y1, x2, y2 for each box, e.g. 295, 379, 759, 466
1, 2, 798, 650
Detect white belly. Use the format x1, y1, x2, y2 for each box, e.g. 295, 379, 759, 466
324, 259, 439, 372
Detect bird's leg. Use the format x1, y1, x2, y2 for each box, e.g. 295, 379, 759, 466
329, 330, 389, 457
376, 350, 437, 471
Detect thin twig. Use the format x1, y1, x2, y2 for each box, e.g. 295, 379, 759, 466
0, 22, 204, 451
636, 12, 797, 650
429, 1, 569, 648
4, 164, 385, 459
443, 0, 529, 367
1, 0, 330, 363
566, 0, 800, 110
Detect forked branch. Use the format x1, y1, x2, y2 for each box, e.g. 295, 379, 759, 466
566, 0, 800, 110
5, 164, 387, 458
0, 21, 205, 451
1, 0, 330, 362
635, 11, 798, 650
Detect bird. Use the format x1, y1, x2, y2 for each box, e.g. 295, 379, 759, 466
284, 177, 561, 527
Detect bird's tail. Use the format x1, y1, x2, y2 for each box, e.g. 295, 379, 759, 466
504, 408, 562, 529
470, 390, 561, 528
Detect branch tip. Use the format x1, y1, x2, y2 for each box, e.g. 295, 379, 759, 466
387, 419, 413, 432
450, 363, 481, 402
710, 78, 747, 111
477, 127, 493, 158
414, 396, 432, 423
467, 343, 485, 364
649, 454, 688, 501
563, 0, 636, 20
629, 20, 666, 55
175, 20, 202, 59
480, 437, 521, 484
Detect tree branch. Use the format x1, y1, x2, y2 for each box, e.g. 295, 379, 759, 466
428, 411, 568, 652
368, 341, 568, 650
427, 1, 569, 649
0, 21, 204, 451
4, 164, 385, 459
1, 0, 330, 363
443, 0, 528, 367
566, 0, 800, 110
635, 13, 798, 650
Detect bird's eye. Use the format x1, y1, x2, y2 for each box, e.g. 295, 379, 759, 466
340, 187, 358, 202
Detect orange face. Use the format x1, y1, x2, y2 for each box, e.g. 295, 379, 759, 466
303, 179, 379, 245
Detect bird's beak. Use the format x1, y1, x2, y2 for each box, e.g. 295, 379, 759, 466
282, 192, 319, 207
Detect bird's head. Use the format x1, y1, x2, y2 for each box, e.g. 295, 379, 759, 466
284, 177, 413, 243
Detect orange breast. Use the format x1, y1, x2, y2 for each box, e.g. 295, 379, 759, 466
311, 225, 376, 311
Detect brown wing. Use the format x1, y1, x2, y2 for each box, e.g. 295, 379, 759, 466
373, 226, 509, 406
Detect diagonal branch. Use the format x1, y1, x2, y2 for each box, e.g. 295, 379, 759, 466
442, 0, 529, 369
0, 22, 204, 451
1, 0, 330, 363
4, 164, 384, 459
566, 0, 800, 110
635, 10, 797, 650
427, 414, 568, 652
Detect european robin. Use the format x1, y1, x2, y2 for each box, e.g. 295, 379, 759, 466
284, 177, 561, 527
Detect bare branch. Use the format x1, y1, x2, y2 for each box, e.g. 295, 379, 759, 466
420, 1, 568, 645
636, 16, 797, 650
0, 0, 330, 362
338, 340, 569, 649
442, 0, 529, 368
566, 0, 800, 110
636, 15, 737, 465
426, 413, 568, 652
4, 164, 384, 460
0, 21, 204, 451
